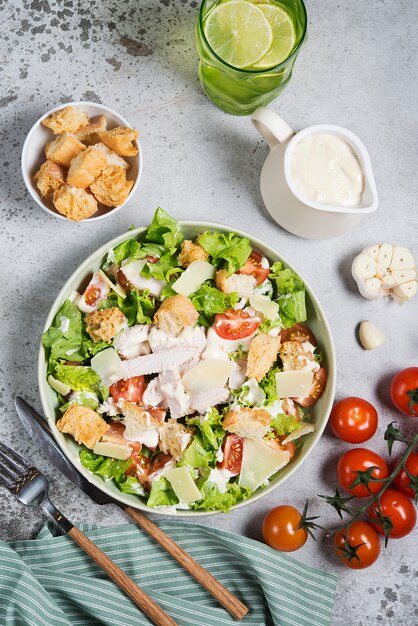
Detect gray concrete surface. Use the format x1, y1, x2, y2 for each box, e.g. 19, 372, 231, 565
0, 1, 417, 624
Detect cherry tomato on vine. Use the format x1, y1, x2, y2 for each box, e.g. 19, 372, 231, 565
334, 521, 381, 569
393, 452, 418, 500
390, 367, 418, 416
368, 489, 417, 539
337, 448, 389, 497
329, 397, 378, 443
262, 503, 318, 552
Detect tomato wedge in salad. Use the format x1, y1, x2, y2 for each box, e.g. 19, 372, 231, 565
281, 323, 317, 346
101, 422, 141, 454
215, 309, 260, 340
218, 434, 243, 476
238, 250, 270, 285
296, 368, 327, 407
110, 376, 145, 403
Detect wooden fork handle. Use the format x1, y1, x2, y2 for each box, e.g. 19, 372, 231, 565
124, 506, 249, 620
68, 526, 178, 626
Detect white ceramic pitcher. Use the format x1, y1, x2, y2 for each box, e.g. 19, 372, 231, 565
251, 107, 379, 239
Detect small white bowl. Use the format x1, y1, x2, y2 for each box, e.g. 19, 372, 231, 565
21, 101, 143, 222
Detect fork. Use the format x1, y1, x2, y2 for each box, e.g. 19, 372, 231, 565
0, 439, 178, 626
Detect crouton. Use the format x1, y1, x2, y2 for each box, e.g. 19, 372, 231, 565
279, 341, 310, 371
89, 165, 134, 207
74, 115, 107, 142
154, 295, 198, 335
97, 127, 139, 157
33, 160, 65, 198
223, 407, 271, 440
67, 147, 107, 189
42, 106, 89, 134
56, 404, 108, 449
44, 134, 86, 168
246, 334, 281, 382
178, 240, 209, 268
93, 142, 129, 170
85, 307, 127, 343
53, 185, 98, 221
158, 419, 192, 460
216, 270, 256, 297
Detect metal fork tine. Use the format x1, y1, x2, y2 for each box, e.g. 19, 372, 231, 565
0, 457, 18, 482
0, 441, 31, 473
0, 469, 13, 489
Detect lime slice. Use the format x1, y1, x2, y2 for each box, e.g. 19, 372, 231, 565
252, 4, 296, 69
204, 0, 273, 69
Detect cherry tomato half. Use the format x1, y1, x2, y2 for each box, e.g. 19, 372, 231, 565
391, 367, 418, 416
330, 397, 378, 443
109, 376, 145, 403
218, 434, 243, 476
296, 368, 327, 408
368, 488, 417, 538
262, 505, 308, 552
337, 448, 389, 497
238, 250, 270, 285
394, 452, 418, 500
334, 521, 381, 569
214, 309, 260, 340
280, 323, 317, 346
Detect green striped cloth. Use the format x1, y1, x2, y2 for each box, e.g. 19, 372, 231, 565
0, 521, 336, 626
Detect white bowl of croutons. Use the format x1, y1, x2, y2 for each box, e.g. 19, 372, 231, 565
22, 101, 142, 222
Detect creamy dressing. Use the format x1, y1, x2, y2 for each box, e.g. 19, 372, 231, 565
291, 133, 364, 207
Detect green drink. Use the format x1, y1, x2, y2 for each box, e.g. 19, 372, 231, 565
196, 0, 307, 115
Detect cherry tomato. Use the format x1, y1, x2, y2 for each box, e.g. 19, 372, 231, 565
82, 273, 109, 307
127, 453, 151, 486
265, 437, 296, 460
329, 397, 378, 443
282, 398, 301, 420
101, 422, 141, 454
238, 251, 270, 285
296, 368, 327, 408
280, 323, 317, 346
337, 448, 389, 497
391, 367, 418, 416
214, 309, 261, 340
394, 452, 418, 499
334, 521, 380, 569
368, 488, 417, 538
145, 255, 159, 264
218, 434, 243, 476
262, 505, 308, 552
109, 376, 145, 403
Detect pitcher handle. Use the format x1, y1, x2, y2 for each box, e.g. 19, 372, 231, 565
251, 107, 295, 149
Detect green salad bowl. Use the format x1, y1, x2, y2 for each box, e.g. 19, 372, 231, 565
38, 221, 336, 516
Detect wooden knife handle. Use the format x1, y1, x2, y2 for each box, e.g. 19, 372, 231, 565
125, 506, 249, 621
68, 526, 178, 626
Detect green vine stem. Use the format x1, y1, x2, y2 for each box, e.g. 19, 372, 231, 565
325, 431, 418, 538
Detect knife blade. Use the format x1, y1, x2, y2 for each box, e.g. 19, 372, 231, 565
15, 397, 115, 506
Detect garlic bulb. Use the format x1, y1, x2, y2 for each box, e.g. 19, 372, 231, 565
359, 321, 386, 351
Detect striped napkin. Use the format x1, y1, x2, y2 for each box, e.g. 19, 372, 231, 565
0, 521, 336, 626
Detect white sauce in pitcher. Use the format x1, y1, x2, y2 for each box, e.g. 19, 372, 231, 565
290, 133, 364, 207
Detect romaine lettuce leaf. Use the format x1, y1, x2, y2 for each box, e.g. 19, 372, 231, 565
179, 434, 215, 471
60, 391, 99, 412
141, 251, 182, 283
186, 408, 224, 451
270, 414, 301, 436
147, 476, 179, 507
54, 363, 100, 392
259, 366, 281, 404
144, 208, 183, 253
108, 239, 142, 266
191, 480, 252, 513
99, 289, 155, 325
119, 476, 146, 496
42, 300, 83, 371
197, 231, 252, 275
270, 262, 307, 328
190, 282, 239, 325
79, 450, 137, 491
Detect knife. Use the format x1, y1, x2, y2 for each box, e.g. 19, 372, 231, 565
15, 397, 248, 621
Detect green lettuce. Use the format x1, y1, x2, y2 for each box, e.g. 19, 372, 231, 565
60, 391, 99, 412
99, 289, 155, 325
54, 363, 100, 392
179, 434, 215, 471
270, 262, 307, 328
42, 301, 83, 371
144, 207, 183, 253
186, 408, 224, 451
259, 366, 281, 404
147, 476, 179, 507
119, 476, 146, 496
197, 231, 251, 275
79, 450, 132, 483
191, 481, 252, 513
141, 251, 182, 283
191, 282, 239, 325
270, 414, 301, 436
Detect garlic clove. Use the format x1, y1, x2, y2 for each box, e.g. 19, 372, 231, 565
359, 321, 386, 351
